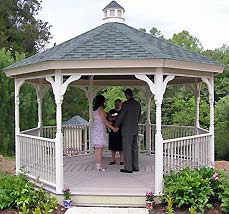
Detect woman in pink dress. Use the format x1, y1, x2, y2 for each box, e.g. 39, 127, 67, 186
91, 95, 118, 171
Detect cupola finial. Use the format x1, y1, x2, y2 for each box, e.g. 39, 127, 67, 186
103, 1, 125, 23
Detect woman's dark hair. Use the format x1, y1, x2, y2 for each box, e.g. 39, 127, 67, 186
93, 95, 105, 111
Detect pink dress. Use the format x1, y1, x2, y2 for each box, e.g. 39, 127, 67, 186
90, 109, 107, 148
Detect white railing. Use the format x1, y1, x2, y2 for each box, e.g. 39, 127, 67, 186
163, 133, 212, 174
18, 133, 56, 186
150, 124, 196, 140
138, 123, 146, 152
62, 125, 89, 155
197, 127, 209, 134
21, 127, 40, 136
42, 125, 89, 155
42, 126, 56, 139
150, 124, 202, 153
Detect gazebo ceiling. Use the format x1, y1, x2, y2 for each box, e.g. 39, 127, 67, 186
26, 74, 201, 87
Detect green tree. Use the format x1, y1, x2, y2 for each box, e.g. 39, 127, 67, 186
168, 30, 203, 53
139, 27, 164, 39
63, 87, 89, 122
149, 27, 164, 39
0, 0, 52, 55
0, 48, 25, 155
162, 87, 209, 128
215, 95, 229, 160
139, 28, 146, 33
101, 87, 126, 112
202, 45, 229, 101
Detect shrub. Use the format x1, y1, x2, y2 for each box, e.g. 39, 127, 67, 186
163, 167, 229, 213
164, 168, 213, 212
0, 173, 57, 212
218, 173, 229, 213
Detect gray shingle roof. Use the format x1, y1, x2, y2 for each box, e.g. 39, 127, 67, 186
63, 116, 88, 126
103, 1, 125, 11
4, 22, 222, 70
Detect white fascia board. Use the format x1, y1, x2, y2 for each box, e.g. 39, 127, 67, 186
4, 59, 225, 77
164, 59, 225, 73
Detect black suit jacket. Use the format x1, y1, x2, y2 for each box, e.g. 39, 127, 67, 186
115, 98, 141, 135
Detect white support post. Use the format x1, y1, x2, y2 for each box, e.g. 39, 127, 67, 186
154, 69, 164, 195
145, 88, 152, 155
186, 82, 201, 134
79, 76, 96, 153
15, 79, 25, 174
35, 83, 48, 137
46, 71, 81, 194
201, 76, 215, 166
88, 76, 95, 153
135, 71, 175, 195
195, 83, 201, 132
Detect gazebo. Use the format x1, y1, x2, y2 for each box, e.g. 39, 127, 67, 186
3, 1, 225, 206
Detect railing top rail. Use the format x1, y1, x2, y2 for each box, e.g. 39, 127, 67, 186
42, 126, 56, 129
198, 127, 209, 133
20, 127, 40, 134
162, 124, 195, 128
149, 123, 196, 129
42, 125, 89, 128
163, 133, 212, 144
62, 124, 89, 128
18, 133, 56, 143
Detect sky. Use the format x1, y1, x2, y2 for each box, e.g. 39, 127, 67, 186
37, 0, 229, 50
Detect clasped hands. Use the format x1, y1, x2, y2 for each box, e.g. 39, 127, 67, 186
112, 127, 119, 132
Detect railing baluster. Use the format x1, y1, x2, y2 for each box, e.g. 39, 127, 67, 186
163, 133, 212, 174
18, 133, 56, 187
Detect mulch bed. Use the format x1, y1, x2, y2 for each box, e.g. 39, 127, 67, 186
148, 203, 222, 214
0, 205, 67, 214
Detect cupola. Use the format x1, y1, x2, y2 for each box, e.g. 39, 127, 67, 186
103, 1, 125, 23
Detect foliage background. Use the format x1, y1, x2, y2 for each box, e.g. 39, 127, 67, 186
0, 1, 228, 160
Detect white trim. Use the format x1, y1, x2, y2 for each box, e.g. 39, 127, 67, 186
46, 71, 82, 194
5, 59, 225, 77
201, 76, 214, 165
15, 79, 25, 174
135, 74, 156, 95
163, 133, 212, 144
18, 133, 56, 142
27, 174, 56, 188
35, 83, 48, 132
186, 82, 201, 130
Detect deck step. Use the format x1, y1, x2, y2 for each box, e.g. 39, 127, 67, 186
65, 207, 148, 214
56, 194, 146, 207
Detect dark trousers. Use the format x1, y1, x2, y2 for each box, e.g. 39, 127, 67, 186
122, 135, 139, 171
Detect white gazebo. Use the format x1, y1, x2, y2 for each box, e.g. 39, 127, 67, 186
3, 1, 225, 207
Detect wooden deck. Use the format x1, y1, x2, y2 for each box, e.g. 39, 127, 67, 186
63, 153, 155, 196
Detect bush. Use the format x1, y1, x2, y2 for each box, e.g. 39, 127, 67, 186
218, 173, 229, 213
163, 167, 229, 213
215, 95, 229, 160
0, 173, 57, 212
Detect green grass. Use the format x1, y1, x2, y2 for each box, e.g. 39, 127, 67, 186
0, 172, 7, 178
3, 155, 15, 161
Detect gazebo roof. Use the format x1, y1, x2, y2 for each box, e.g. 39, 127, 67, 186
63, 115, 88, 126
4, 22, 224, 73
103, 1, 125, 11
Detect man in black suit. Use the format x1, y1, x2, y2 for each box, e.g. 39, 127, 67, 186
115, 88, 141, 173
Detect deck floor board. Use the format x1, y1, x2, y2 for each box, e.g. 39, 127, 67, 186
63, 153, 155, 196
